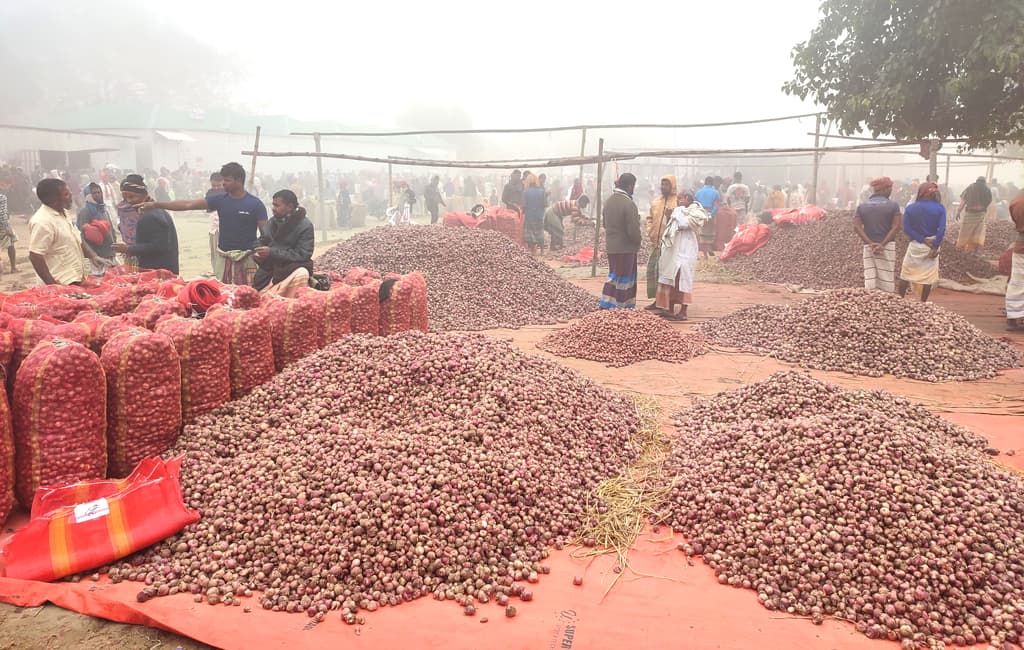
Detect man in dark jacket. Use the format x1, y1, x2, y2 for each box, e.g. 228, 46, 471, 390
501, 170, 524, 210
115, 180, 179, 274
253, 189, 314, 297
599, 173, 642, 309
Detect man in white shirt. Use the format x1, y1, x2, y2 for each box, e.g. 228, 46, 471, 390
724, 171, 751, 224
29, 178, 104, 285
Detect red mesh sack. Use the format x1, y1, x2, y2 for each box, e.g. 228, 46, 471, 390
220, 284, 261, 310
73, 312, 146, 354
296, 286, 354, 347
350, 280, 381, 336
0, 387, 13, 524
207, 306, 276, 398
101, 329, 182, 478
3, 302, 41, 319
35, 293, 100, 322
90, 286, 134, 316
262, 296, 320, 371
133, 295, 189, 330
154, 316, 231, 422
13, 338, 107, 507
344, 267, 382, 286
7, 319, 56, 385
379, 275, 414, 336
3, 457, 199, 582
0, 329, 13, 382
405, 271, 429, 332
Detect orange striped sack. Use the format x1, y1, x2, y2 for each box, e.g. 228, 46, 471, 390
2, 456, 199, 582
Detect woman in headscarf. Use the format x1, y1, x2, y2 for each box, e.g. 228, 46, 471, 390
1006, 195, 1024, 331
76, 182, 117, 276
897, 182, 946, 302
116, 174, 147, 270
569, 178, 584, 202
644, 175, 677, 307
655, 190, 709, 321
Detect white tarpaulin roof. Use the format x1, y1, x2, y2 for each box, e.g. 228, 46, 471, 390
155, 130, 194, 142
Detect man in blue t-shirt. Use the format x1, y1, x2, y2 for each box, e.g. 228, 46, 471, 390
854, 176, 902, 293
141, 162, 268, 284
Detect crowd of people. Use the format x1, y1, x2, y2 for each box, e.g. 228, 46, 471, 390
3, 157, 1022, 328
594, 168, 1024, 333
0, 161, 317, 299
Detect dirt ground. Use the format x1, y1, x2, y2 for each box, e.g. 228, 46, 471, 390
1, 230, 1022, 648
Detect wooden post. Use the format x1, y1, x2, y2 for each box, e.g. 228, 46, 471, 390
578, 128, 587, 189
314, 133, 327, 242
247, 126, 261, 192
387, 159, 394, 210
591, 138, 604, 279
811, 113, 822, 204
928, 139, 940, 181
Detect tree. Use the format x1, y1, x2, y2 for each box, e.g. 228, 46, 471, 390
0, 0, 238, 122
784, 0, 1024, 149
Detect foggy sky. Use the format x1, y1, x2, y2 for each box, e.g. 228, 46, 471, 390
169, 0, 824, 148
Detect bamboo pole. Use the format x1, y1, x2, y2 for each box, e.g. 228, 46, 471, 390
591, 139, 604, 279
811, 114, 822, 204
247, 126, 261, 192
314, 133, 327, 242
578, 128, 587, 190
387, 160, 394, 210
289, 112, 823, 137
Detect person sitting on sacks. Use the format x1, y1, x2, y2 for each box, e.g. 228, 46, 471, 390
252, 189, 314, 298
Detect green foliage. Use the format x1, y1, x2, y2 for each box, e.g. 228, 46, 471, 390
0, 0, 236, 122
784, 0, 1024, 148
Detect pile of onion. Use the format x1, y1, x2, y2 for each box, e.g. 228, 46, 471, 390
698, 288, 1021, 381
666, 371, 1024, 648
112, 332, 640, 622
537, 309, 706, 367
315, 226, 598, 331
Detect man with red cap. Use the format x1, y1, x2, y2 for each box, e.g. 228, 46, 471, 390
854, 176, 901, 292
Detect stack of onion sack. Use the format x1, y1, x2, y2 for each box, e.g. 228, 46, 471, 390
113, 332, 640, 619
6, 320, 92, 393
133, 295, 189, 330
378, 273, 429, 336
698, 288, 1022, 381
296, 286, 353, 347
723, 211, 997, 288
537, 310, 707, 367
13, 338, 107, 507
665, 372, 1024, 648
261, 296, 321, 372
101, 329, 182, 477
316, 227, 597, 331
206, 306, 276, 399
0, 369, 13, 522
154, 316, 231, 423
73, 312, 146, 354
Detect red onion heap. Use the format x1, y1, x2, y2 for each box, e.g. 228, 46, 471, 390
698, 288, 1022, 381
113, 332, 639, 620
666, 371, 1024, 649
315, 226, 598, 331
537, 310, 707, 367
724, 211, 997, 288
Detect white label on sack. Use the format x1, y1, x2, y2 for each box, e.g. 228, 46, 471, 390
72, 498, 110, 523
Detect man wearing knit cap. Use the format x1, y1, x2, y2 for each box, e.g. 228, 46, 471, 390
854, 176, 902, 292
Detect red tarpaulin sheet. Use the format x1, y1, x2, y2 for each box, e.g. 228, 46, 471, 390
1, 517, 921, 650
